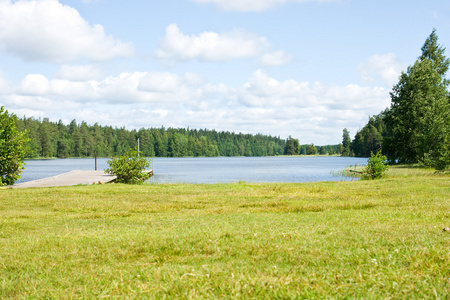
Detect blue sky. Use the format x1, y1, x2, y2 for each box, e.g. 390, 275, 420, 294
0, 0, 449, 144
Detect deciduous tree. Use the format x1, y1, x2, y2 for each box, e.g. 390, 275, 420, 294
0, 106, 29, 186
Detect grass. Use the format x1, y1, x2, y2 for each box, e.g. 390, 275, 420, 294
0, 168, 449, 299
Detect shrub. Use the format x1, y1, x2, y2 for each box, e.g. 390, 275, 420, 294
362, 151, 389, 180
0, 106, 29, 186
105, 148, 151, 184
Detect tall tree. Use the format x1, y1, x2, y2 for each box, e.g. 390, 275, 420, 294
306, 143, 318, 155
39, 118, 56, 157
384, 30, 450, 169
351, 113, 385, 157
420, 29, 449, 77
341, 128, 352, 156
285, 136, 300, 155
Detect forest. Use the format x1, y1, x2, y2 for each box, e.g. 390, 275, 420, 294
14, 117, 339, 159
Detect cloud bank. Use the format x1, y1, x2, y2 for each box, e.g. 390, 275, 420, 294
0, 0, 134, 63
156, 24, 269, 62
156, 24, 292, 66
1, 69, 390, 144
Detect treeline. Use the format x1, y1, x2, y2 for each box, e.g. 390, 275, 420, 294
344, 30, 450, 170
350, 112, 385, 157
14, 117, 294, 158
14, 117, 342, 159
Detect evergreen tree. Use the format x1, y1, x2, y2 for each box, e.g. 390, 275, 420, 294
39, 118, 56, 157
319, 146, 326, 155
285, 136, 300, 155
351, 114, 385, 157
384, 30, 450, 169
328, 146, 335, 155
341, 128, 352, 156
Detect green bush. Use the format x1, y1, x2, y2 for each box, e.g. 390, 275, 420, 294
362, 151, 389, 180
0, 106, 29, 186
105, 148, 151, 184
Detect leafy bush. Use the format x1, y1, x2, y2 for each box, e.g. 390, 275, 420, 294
420, 147, 450, 171
362, 151, 389, 180
105, 148, 151, 184
0, 106, 29, 186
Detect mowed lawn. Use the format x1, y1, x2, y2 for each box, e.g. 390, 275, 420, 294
1, 168, 449, 299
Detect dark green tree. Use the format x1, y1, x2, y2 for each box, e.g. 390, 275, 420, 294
306, 143, 318, 155
0, 106, 30, 186
285, 136, 300, 155
39, 118, 56, 157
319, 146, 326, 155
22, 117, 41, 158
351, 113, 385, 157
384, 29, 450, 169
420, 29, 449, 77
168, 134, 181, 157
341, 128, 352, 156
328, 146, 334, 155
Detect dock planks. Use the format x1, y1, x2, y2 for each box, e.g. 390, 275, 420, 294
11, 170, 117, 188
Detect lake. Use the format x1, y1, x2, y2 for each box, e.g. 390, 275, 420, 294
15, 156, 368, 184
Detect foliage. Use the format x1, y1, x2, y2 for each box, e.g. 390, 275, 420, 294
0, 106, 29, 186
284, 136, 300, 155
351, 112, 386, 157
16, 117, 290, 158
1, 173, 449, 298
328, 146, 335, 155
105, 148, 151, 184
306, 143, 318, 155
383, 29, 450, 170
362, 150, 389, 180
341, 128, 352, 156
15, 116, 344, 159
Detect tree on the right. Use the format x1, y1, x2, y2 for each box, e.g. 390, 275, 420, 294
383, 29, 450, 170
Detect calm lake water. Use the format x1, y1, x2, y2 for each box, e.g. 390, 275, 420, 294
16, 156, 368, 184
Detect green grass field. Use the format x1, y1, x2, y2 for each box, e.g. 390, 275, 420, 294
1, 167, 449, 299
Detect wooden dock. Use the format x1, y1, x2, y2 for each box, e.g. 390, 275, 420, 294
10, 170, 153, 189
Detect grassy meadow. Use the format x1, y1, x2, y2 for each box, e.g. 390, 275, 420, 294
0, 167, 449, 299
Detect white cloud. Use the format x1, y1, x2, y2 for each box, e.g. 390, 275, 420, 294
2, 69, 390, 144
260, 51, 293, 66
192, 0, 339, 12
20, 74, 50, 95
55, 65, 103, 81
156, 24, 269, 62
240, 70, 388, 110
138, 72, 181, 93
184, 72, 205, 86
358, 53, 404, 87
0, 0, 134, 63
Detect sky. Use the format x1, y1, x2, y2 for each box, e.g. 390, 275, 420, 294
0, 0, 449, 145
